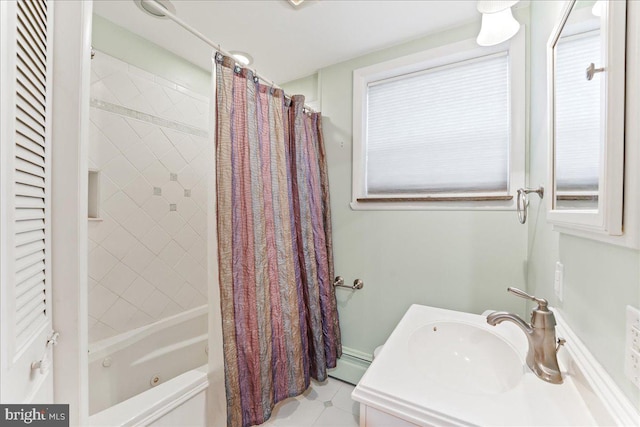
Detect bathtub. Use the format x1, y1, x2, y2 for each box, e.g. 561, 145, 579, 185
88, 306, 209, 426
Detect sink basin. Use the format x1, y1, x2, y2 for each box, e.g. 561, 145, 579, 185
353, 305, 618, 426
408, 321, 523, 395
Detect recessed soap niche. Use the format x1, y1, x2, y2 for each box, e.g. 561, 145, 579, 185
88, 169, 101, 221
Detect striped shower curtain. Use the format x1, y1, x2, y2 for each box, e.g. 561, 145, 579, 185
215, 55, 342, 427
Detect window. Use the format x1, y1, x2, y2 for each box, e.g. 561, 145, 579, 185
352, 33, 525, 210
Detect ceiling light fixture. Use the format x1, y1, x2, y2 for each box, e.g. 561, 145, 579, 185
229, 51, 254, 67
134, 0, 176, 19
288, 0, 306, 7
592, 0, 604, 17
476, 1, 521, 46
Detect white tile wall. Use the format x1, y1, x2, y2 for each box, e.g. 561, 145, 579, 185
88, 52, 210, 343
91, 53, 210, 131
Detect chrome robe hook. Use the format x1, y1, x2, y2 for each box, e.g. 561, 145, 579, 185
517, 186, 544, 224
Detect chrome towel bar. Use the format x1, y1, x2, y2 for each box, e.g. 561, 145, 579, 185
333, 276, 364, 290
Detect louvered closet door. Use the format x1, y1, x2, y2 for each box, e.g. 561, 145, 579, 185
1, 0, 54, 403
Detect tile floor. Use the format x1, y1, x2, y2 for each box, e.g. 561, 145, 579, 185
258, 377, 359, 427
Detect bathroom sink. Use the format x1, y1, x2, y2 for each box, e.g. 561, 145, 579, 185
353, 305, 618, 427
408, 321, 523, 395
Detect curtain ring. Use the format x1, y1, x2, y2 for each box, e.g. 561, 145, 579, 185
215, 52, 224, 63
253, 75, 259, 84
234, 65, 242, 74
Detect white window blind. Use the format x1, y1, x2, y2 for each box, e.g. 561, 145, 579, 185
554, 31, 601, 192
366, 53, 510, 195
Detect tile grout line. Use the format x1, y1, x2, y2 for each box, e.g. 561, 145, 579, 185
311, 379, 357, 426
259, 378, 359, 427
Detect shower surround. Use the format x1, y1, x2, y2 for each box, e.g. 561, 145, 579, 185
87, 51, 209, 343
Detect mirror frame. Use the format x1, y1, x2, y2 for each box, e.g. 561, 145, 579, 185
547, 0, 626, 237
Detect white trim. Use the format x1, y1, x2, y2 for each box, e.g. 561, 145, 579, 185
367, 51, 508, 88
330, 346, 372, 385
546, 0, 627, 240
619, 0, 640, 249
351, 30, 525, 211
555, 309, 640, 426
51, 0, 93, 423
0, 1, 19, 384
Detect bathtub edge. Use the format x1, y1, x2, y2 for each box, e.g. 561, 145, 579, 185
89, 367, 208, 427
132, 376, 208, 427
89, 305, 208, 363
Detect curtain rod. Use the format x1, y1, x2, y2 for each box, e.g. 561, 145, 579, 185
141, 0, 317, 112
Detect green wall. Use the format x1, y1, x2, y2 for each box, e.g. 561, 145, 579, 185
280, 73, 319, 105
91, 15, 211, 96
527, 1, 640, 408
283, 15, 531, 382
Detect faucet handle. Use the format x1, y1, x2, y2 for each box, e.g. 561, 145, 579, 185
507, 287, 549, 311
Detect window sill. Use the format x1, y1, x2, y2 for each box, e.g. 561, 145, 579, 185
350, 195, 516, 211
556, 195, 598, 201
357, 195, 513, 203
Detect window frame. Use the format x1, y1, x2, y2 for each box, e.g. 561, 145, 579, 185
351, 31, 525, 211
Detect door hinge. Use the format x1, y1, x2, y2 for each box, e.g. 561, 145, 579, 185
46, 330, 59, 348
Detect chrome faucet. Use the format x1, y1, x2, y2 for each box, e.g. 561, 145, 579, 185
486, 287, 565, 384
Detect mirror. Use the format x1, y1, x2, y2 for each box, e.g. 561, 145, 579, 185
554, 1, 601, 210
548, 0, 626, 235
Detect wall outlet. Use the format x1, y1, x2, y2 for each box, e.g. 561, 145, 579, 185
625, 306, 640, 389
554, 262, 564, 302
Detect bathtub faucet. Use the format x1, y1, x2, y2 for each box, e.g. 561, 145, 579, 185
486, 287, 565, 384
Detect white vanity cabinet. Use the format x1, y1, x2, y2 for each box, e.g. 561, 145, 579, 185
358, 405, 419, 427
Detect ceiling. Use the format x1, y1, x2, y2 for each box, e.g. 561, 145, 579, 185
93, 0, 481, 84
